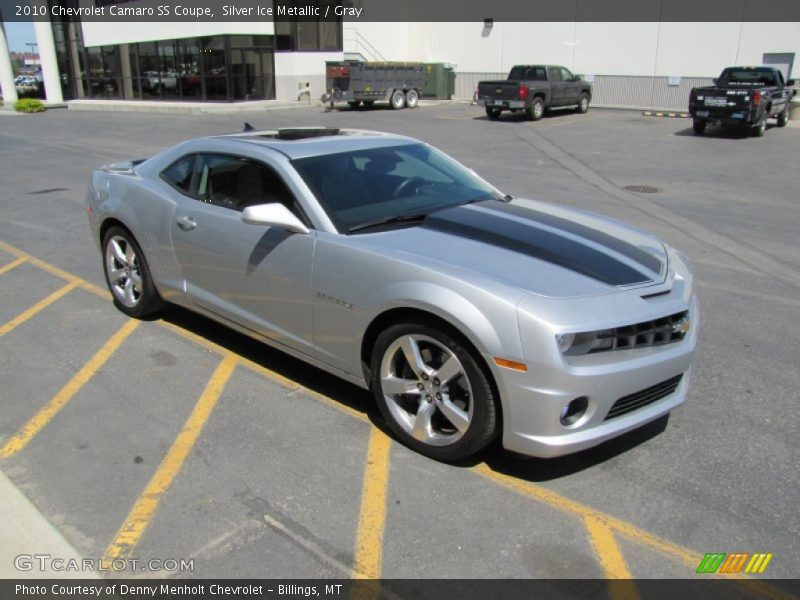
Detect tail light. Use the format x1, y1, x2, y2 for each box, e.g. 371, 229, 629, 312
518, 85, 528, 100
753, 91, 761, 106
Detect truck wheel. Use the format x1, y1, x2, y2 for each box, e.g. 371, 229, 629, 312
777, 105, 789, 127
576, 92, 590, 113
526, 97, 544, 121
692, 119, 707, 135
405, 89, 419, 109
391, 90, 406, 110
485, 106, 501, 120
347, 101, 361, 109
753, 116, 767, 137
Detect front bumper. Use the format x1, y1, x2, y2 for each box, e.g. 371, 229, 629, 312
496, 297, 698, 458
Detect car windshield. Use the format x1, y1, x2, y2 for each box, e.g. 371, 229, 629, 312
292, 143, 503, 233
718, 68, 779, 86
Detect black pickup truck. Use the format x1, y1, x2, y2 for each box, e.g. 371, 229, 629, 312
689, 66, 796, 136
477, 65, 592, 121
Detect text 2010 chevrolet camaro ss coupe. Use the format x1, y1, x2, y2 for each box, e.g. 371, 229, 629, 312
86, 127, 697, 461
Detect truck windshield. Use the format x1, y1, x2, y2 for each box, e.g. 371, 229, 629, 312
718, 68, 779, 86
293, 143, 503, 233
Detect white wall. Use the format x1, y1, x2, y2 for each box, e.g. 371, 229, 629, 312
81, 22, 274, 47
346, 21, 800, 79
274, 51, 343, 101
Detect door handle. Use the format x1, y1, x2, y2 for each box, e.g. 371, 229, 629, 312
176, 216, 196, 231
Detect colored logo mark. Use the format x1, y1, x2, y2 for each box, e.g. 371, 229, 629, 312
696, 552, 773, 574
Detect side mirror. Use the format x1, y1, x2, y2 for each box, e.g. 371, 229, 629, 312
573, 75, 581, 82
241, 203, 309, 234
712, 78, 718, 85
787, 79, 796, 87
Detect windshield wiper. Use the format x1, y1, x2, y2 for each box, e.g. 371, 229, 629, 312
348, 213, 429, 233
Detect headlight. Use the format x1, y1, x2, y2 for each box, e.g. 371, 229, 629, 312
556, 330, 615, 356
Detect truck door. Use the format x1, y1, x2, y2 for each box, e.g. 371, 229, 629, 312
548, 67, 565, 106
559, 67, 581, 105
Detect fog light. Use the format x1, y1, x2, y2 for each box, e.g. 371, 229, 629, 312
560, 396, 588, 427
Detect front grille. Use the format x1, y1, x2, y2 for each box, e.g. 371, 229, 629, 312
593, 310, 689, 353
605, 374, 683, 420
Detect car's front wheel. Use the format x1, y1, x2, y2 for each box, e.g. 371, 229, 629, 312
102, 226, 163, 318
370, 323, 498, 461
777, 105, 789, 127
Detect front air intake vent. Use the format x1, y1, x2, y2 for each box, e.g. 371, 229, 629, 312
605, 374, 683, 420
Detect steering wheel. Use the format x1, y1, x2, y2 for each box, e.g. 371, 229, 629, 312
392, 176, 427, 199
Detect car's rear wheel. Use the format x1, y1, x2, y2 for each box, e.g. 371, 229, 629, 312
370, 323, 498, 461
692, 119, 707, 135
347, 101, 361, 109
777, 105, 789, 127
527, 97, 544, 121
405, 89, 419, 108
753, 115, 767, 137
485, 106, 501, 120
391, 89, 406, 110
102, 226, 163, 318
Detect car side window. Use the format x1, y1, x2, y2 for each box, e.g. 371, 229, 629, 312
560, 68, 574, 82
161, 155, 196, 193
549, 68, 563, 83
192, 154, 302, 217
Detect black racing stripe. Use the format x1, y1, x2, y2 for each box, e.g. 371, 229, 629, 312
477, 200, 663, 275
424, 205, 651, 286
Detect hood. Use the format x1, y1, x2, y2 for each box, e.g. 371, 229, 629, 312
358, 199, 668, 299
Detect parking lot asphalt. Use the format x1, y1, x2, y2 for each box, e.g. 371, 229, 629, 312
0, 102, 798, 589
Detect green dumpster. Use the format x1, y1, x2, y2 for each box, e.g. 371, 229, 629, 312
423, 63, 456, 99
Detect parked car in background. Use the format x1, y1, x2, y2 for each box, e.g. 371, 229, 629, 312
689, 66, 796, 136
321, 61, 424, 110
86, 127, 696, 462
477, 65, 592, 120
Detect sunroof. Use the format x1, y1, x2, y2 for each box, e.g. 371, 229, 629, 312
260, 127, 342, 140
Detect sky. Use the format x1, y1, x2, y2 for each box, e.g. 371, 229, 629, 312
3, 21, 36, 53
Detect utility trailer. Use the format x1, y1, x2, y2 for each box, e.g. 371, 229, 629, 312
321, 61, 425, 110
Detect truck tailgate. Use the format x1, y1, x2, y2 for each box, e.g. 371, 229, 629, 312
478, 80, 521, 101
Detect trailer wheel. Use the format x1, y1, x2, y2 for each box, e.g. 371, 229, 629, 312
363, 101, 375, 108
348, 101, 361, 109
391, 90, 406, 110
405, 89, 420, 109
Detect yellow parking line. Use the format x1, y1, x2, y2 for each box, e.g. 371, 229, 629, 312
0, 319, 140, 458
0, 280, 79, 337
102, 355, 237, 563
0, 256, 27, 276
353, 428, 392, 579
584, 516, 636, 580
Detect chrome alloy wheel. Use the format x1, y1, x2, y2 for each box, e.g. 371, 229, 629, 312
379, 334, 473, 446
105, 235, 142, 308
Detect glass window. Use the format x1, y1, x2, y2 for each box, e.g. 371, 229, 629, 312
293, 144, 502, 233
549, 67, 563, 83
161, 155, 196, 193
191, 155, 298, 213
559, 67, 574, 82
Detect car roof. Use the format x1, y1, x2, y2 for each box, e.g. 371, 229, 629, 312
211, 128, 420, 160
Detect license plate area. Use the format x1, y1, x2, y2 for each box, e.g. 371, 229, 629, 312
696, 110, 709, 117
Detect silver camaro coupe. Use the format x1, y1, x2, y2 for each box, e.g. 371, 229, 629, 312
86, 127, 697, 461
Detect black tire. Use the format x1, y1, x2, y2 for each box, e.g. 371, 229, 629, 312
576, 92, 590, 113
485, 106, 502, 120
753, 116, 767, 137
347, 101, 361, 109
390, 89, 406, 110
102, 226, 163, 318
777, 105, 789, 127
370, 322, 499, 462
526, 97, 544, 121
363, 100, 375, 108
692, 119, 707, 135
405, 89, 419, 109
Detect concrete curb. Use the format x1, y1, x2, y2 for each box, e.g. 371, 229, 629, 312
0, 469, 97, 579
